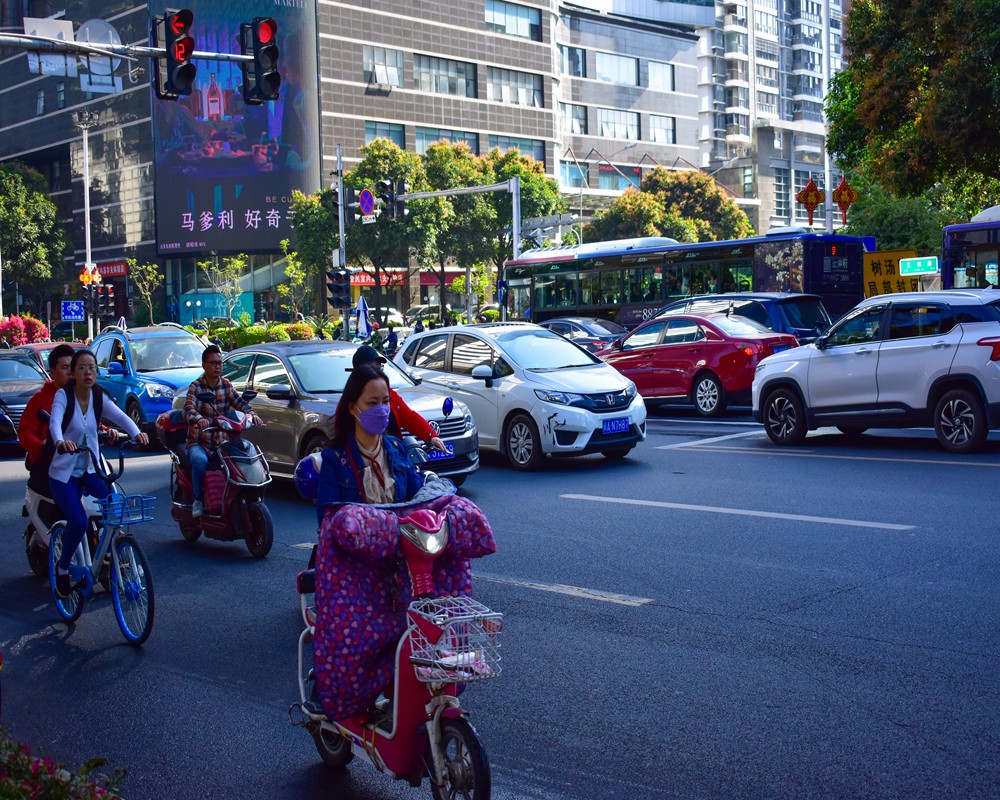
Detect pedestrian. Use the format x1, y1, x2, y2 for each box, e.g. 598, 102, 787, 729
413, 316, 425, 334
0, 336, 9, 349
386, 325, 398, 355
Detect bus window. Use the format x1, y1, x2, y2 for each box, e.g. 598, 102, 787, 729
537, 274, 578, 308
600, 271, 621, 305
663, 265, 685, 300
723, 260, 752, 292
689, 263, 719, 295
626, 266, 661, 303
580, 271, 601, 305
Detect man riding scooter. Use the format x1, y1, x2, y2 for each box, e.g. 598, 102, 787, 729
184, 345, 262, 519
18, 344, 76, 475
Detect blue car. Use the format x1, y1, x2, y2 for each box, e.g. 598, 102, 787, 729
90, 324, 208, 432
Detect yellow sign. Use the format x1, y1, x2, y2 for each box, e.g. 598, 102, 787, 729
863, 249, 921, 297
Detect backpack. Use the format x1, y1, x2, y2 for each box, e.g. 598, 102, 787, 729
27, 385, 107, 493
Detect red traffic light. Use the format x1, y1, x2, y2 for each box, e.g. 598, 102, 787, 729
172, 37, 193, 63
169, 8, 193, 35
256, 17, 276, 44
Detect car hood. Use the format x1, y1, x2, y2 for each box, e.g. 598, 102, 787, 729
0, 380, 45, 404
395, 386, 472, 421
525, 363, 632, 394
139, 367, 204, 389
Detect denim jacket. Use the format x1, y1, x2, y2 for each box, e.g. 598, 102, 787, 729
315, 434, 424, 523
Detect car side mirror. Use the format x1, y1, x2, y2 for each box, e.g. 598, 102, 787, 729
471, 364, 494, 388
107, 362, 125, 376
265, 384, 293, 401
814, 334, 828, 350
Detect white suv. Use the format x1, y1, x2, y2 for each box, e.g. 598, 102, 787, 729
752, 290, 1000, 453
395, 322, 647, 469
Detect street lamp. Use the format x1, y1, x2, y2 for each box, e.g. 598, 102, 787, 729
73, 109, 101, 340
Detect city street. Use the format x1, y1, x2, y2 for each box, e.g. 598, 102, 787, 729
1, 411, 999, 799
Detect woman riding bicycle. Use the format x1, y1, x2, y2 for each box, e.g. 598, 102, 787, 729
48, 349, 149, 597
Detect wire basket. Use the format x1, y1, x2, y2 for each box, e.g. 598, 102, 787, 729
408, 595, 503, 684
99, 494, 155, 526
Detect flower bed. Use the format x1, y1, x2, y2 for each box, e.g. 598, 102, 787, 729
0, 727, 124, 799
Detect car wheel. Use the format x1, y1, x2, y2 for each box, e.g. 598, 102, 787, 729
125, 399, 147, 447
692, 373, 725, 417
505, 414, 544, 471
302, 432, 326, 458
934, 388, 988, 454
763, 387, 807, 445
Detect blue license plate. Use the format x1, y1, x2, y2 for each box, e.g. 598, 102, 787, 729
428, 443, 455, 460
771, 344, 790, 353
602, 417, 629, 434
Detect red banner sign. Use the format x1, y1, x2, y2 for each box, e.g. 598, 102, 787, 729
97, 260, 129, 277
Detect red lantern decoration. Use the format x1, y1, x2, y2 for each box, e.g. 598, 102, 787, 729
832, 177, 859, 226
795, 178, 825, 226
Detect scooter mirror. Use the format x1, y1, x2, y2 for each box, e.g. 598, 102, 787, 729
442, 397, 453, 418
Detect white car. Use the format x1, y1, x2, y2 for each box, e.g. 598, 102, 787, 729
752, 290, 1000, 453
394, 322, 646, 469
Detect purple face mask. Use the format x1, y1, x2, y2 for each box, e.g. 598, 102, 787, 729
357, 403, 391, 435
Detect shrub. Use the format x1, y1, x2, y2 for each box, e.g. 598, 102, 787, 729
231, 325, 270, 349
282, 322, 314, 340
264, 324, 291, 343
0, 316, 28, 345
482, 309, 500, 322
0, 727, 125, 799
21, 315, 49, 342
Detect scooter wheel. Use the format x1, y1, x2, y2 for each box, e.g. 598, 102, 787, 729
313, 727, 353, 770
179, 522, 201, 542
245, 501, 273, 559
427, 717, 491, 800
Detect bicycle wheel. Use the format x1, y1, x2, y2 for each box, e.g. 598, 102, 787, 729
48, 523, 85, 622
110, 535, 155, 645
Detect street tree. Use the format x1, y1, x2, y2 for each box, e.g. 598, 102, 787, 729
584, 188, 700, 243
639, 168, 754, 241
198, 253, 248, 322
289, 188, 340, 274
127, 259, 164, 325
0, 162, 68, 288
275, 239, 313, 319
840, 177, 946, 254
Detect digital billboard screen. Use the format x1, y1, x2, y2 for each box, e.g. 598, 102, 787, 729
151, 0, 320, 255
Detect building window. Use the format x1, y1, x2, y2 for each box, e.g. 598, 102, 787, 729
414, 55, 477, 98
36, 89, 45, 116
488, 135, 544, 164
648, 61, 674, 92
754, 10, 778, 36
597, 108, 639, 139
756, 64, 778, 88
725, 113, 750, 137
416, 127, 479, 154
55, 82, 65, 109
724, 31, 748, 55
487, 67, 543, 107
726, 86, 749, 109
756, 91, 778, 116
743, 166, 753, 196
485, 0, 541, 41
595, 52, 638, 86
560, 102, 587, 135
559, 45, 586, 77
648, 115, 675, 144
365, 121, 404, 148
363, 46, 403, 87
756, 40, 779, 62
597, 164, 640, 191
51, 161, 62, 191
561, 162, 588, 189
774, 168, 790, 220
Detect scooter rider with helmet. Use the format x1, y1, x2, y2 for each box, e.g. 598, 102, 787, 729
184, 344, 262, 519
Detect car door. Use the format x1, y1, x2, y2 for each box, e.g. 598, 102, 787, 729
876, 302, 960, 415
246, 354, 299, 473
652, 317, 711, 396
806, 304, 886, 420
403, 333, 451, 387
607, 320, 667, 396
97, 337, 129, 410
438, 333, 504, 448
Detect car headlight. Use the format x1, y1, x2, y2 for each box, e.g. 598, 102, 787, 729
534, 388, 584, 405
464, 414, 475, 432
146, 383, 175, 399
624, 382, 637, 400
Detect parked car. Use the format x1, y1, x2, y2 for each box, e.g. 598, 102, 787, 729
0, 352, 48, 445
370, 307, 405, 328
538, 317, 629, 352
404, 305, 441, 326
655, 292, 832, 343
172, 339, 480, 484
15, 341, 85, 376
599, 313, 799, 416
395, 322, 646, 469
752, 290, 1000, 453
90, 325, 208, 433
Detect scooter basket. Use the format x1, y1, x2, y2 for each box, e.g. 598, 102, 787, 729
407, 596, 503, 684
99, 494, 155, 526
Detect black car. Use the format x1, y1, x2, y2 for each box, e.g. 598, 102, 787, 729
537, 316, 629, 352
654, 292, 832, 343
0, 352, 48, 444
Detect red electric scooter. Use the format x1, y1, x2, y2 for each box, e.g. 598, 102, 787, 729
156, 392, 273, 558
289, 495, 503, 798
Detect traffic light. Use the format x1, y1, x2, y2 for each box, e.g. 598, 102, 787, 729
94, 285, 105, 316
326, 268, 351, 309
240, 17, 280, 104
104, 284, 115, 315
394, 179, 408, 220
163, 9, 196, 96
376, 180, 395, 220
345, 187, 358, 227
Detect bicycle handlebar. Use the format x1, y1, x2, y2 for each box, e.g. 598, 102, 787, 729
58, 441, 136, 483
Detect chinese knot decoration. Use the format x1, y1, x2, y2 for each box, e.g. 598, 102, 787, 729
831, 177, 859, 226
795, 178, 825, 226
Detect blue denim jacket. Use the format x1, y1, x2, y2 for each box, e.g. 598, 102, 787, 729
315, 434, 424, 523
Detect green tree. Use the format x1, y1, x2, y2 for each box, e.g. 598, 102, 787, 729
127, 259, 164, 325
289, 188, 340, 274
584, 188, 700, 243
0, 162, 68, 287
841, 177, 946, 253
639, 168, 754, 241
198, 253, 248, 321
275, 239, 313, 319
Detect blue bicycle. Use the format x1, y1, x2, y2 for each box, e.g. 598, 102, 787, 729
48, 444, 156, 645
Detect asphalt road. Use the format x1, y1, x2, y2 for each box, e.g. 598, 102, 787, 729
1, 413, 999, 799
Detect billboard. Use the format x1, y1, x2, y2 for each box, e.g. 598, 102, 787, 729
151, 0, 320, 255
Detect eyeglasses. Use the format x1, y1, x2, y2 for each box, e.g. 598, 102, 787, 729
204, 361, 223, 366
77, 365, 98, 373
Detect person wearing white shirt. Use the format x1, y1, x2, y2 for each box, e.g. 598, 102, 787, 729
49, 349, 149, 597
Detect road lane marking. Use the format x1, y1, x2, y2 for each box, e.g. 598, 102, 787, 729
476, 574, 653, 606
292, 543, 315, 549
679, 445, 1000, 468
657, 431, 762, 449
560, 493, 915, 531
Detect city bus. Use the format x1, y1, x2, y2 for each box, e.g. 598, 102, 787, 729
942, 206, 1000, 289
502, 229, 869, 328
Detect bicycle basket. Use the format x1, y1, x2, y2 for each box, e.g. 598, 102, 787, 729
407, 596, 503, 684
99, 494, 155, 526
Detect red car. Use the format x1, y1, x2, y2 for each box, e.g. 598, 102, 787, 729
598, 313, 799, 416
14, 342, 85, 377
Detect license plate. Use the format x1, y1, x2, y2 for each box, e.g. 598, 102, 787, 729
602, 417, 629, 434
771, 344, 790, 353
428, 443, 455, 460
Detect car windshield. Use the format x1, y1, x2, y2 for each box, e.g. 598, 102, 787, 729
0, 358, 46, 382
711, 315, 774, 335
131, 337, 205, 371
589, 319, 627, 335
780, 298, 831, 329
493, 329, 601, 370
287, 350, 414, 393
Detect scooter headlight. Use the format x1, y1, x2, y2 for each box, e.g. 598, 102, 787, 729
400, 519, 449, 555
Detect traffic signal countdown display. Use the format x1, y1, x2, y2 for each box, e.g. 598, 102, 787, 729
152, 9, 196, 99
327, 269, 351, 309
240, 17, 281, 104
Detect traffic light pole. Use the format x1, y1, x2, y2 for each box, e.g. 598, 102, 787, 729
0, 32, 253, 66
336, 145, 348, 340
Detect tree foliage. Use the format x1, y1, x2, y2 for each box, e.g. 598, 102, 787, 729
198, 253, 248, 321
0, 162, 68, 286
127, 259, 164, 325
289, 188, 339, 274
275, 239, 313, 319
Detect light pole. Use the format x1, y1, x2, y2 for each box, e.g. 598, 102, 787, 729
73, 109, 100, 340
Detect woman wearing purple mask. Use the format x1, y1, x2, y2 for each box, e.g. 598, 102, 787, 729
315, 364, 425, 521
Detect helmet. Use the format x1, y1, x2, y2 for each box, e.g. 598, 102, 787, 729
294, 452, 323, 501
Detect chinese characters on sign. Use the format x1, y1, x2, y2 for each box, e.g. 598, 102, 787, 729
863, 249, 921, 297
179, 208, 288, 232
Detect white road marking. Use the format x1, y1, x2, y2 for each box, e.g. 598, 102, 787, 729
476, 573, 653, 606
292, 542, 315, 549
657, 430, 762, 449
681, 445, 1000, 469
560, 493, 915, 531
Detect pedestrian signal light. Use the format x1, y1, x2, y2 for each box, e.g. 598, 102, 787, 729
163, 8, 196, 97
